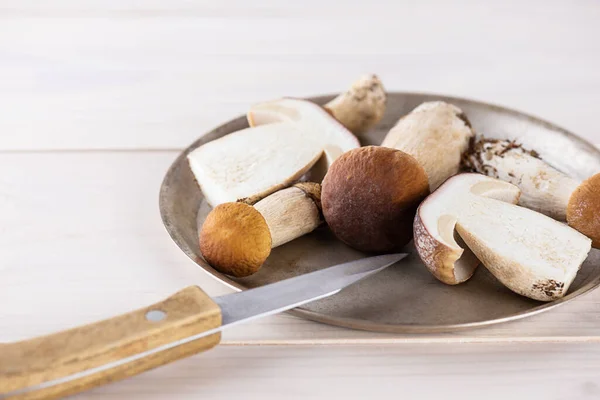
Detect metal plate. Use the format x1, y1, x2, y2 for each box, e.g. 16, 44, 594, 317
159, 92, 600, 333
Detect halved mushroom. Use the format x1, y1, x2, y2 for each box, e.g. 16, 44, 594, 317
462, 138, 600, 247
200, 183, 322, 277
381, 101, 475, 190
414, 173, 592, 301
247, 97, 360, 182
187, 122, 322, 206
249, 74, 386, 136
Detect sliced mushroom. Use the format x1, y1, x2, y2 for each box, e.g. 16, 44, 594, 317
200, 183, 322, 277
414, 173, 592, 301
322, 146, 429, 252
249, 74, 386, 136
187, 122, 322, 206
462, 138, 600, 247
247, 97, 360, 182
381, 101, 475, 190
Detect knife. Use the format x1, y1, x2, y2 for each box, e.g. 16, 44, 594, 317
0, 253, 406, 400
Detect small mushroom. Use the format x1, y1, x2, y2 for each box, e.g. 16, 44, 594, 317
462, 138, 600, 247
414, 173, 592, 301
200, 182, 322, 277
321, 146, 429, 253
381, 101, 475, 190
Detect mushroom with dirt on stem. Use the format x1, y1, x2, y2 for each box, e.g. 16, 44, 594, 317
413, 173, 592, 301
200, 182, 322, 277
462, 137, 600, 248
381, 101, 475, 190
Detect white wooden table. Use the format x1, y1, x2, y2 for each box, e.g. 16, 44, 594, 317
2, 1, 600, 399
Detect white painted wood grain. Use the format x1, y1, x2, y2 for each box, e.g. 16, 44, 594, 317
73, 343, 600, 400
0, 0, 599, 150
3, 151, 600, 347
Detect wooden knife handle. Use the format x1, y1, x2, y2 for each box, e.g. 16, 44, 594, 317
0, 286, 222, 400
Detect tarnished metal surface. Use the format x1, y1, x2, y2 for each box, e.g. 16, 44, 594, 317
160, 92, 600, 333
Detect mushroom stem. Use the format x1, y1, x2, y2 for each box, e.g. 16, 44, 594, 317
323, 74, 387, 135
462, 138, 600, 248
253, 182, 322, 248
381, 101, 475, 190
461, 138, 580, 220
199, 183, 323, 277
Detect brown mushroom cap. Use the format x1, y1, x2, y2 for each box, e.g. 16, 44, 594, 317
199, 202, 272, 277
567, 172, 600, 248
321, 146, 430, 252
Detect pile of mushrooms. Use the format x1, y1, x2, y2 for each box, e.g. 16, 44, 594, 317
192, 75, 387, 276
189, 75, 596, 302
188, 74, 386, 206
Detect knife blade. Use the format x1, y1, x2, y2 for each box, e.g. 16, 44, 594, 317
216, 252, 407, 327
1, 253, 406, 399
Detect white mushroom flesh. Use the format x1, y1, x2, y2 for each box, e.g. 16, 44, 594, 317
188, 122, 322, 206
462, 138, 581, 220
418, 174, 591, 301
323, 74, 386, 135
248, 98, 359, 181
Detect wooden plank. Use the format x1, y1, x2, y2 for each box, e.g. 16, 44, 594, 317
0, 1, 599, 150
71, 343, 600, 400
3, 151, 600, 345
2, 3, 600, 398
0, 0, 598, 19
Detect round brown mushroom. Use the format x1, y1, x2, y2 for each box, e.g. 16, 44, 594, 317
567, 173, 600, 248
200, 202, 272, 277
200, 183, 323, 277
321, 146, 429, 252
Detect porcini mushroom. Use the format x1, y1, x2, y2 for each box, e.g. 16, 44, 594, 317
249, 74, 386, 136
321, 146, 429, 253
414, 173, 592, 301
462, 138, 600, 247
187, 122, 322, 206
381, 101, 475, 190
247, 98, 360, 182
200, 182, 322, 277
